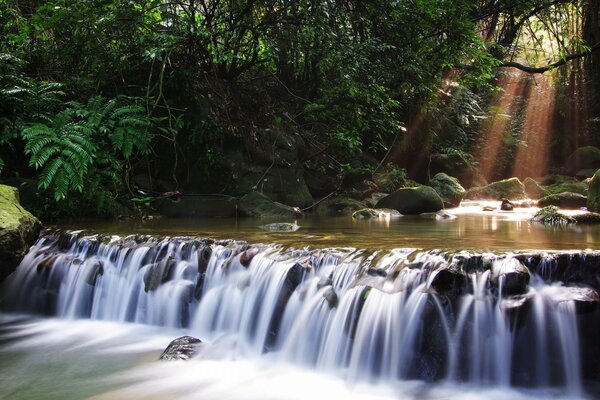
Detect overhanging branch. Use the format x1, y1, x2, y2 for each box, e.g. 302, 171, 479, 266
498, 42, 600, 73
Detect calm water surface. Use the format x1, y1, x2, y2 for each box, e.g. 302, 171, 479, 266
56, 202, 600, 252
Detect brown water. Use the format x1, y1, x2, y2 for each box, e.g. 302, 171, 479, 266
55, 202, 600, 252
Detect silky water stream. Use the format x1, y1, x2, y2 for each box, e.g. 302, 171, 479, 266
2, 221, 600, 399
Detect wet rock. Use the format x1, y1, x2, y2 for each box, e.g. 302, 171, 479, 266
545, 180, 588, 196
429, 173, 466, 208
0, 185, 42, 281
322, 287, 338, 309
259, 222, 300, 232
366, 268, 388, 277
429, 267, 467, 296
376, 186, 444, 215
419, 210, 456, 220
563, 146, 600, 176
466, 177, 527, 201
491, 258, 531, 295
572, 212, 600, 224
531, 206, 576, 226
238, 191, 303, 219
239, 248, 259, 267
588, 169, 600, 212
523, 177, 547, 199
314, 196, 366, 216
85, 259, 104, 286
159, 336, 202, 361
144, 256, 176, 292
500, 199, 514, 211
428, 152, 481, 188
352, 208, 401, 219
538, 192, 587, 209
552, 286, 600, 314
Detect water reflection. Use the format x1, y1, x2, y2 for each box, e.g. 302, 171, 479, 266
56, 205, 600, 252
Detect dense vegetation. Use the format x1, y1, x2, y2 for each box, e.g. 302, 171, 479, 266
0, 0, 599, 219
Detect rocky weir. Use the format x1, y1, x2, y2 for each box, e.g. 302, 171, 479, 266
1, 231, 600, 396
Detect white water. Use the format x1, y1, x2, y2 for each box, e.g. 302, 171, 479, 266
0, 232, 595, 399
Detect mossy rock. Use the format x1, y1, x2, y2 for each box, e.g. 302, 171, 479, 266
429, 173, 466, 207
314, 196, 366, 216
352, 208, 402, 219
375, 186, 444, 215
429, 153, 479, 188
537, 192, 587, 210
523, 177, 547, 199
531, 206, 575, 226
466, 177, 527, 200
235, 168, 312, 208
587, 169, 600, 212
238, 191, 303, 219
0, 185, 42, 280
563, 146, 600, 176
545, 180, 588, 196
572, 212, 600, 224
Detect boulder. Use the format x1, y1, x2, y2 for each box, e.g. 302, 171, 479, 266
500, 199, 514, 211
491, 258, 531, 295
545, 180, 588, 196
375, 186, 444, 215
238, 191, 303, 219
523, 177, 547, 199
0, 185, 42, 281
537, 192, 588, 209
572, 212, 600, 224
466, 177, 527, 200
588, 169, 600, 212
531, 206, 576, 226
160, 336, 202, 360
429, 173, 466, 208
352, 208, 402, 219
314, 196, 366, 216
341, 168, 372, 190
236, 168, 312, 208
563, 146, 600, 176
428, 153, 481, 188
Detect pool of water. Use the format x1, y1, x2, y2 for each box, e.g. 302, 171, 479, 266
55, 201, 600, 252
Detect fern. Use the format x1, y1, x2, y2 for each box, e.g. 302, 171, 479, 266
22, 112, 97, 201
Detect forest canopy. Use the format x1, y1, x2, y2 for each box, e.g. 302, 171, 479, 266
0, 0, 598, 218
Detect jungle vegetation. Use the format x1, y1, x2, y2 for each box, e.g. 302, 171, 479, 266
0, 0, 599, 218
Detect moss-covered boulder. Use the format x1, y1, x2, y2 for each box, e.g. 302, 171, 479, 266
238, 191, 303, 219
428, 152, 480, 188
0, 185, 42, 280
375, 186, 444, 215
523, 177, 547, 199
466, 177, 527, 200
429, 173, 466, 208
545, 180, 588, 196
531, 206, 576, 226
563, 146, 600, 176
587, 169, 600, 212
537, 192, 587, 210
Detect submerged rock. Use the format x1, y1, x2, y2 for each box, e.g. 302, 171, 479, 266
259, 222, 300, 232
375, 186, 444, 215
429, 173, 466, 208
159, 336, 202, 361
0, 184, 42, 280
537, 192, 587, 209
352, 208, 401, 219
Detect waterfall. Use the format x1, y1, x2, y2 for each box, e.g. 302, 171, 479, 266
1, 230, 598, 396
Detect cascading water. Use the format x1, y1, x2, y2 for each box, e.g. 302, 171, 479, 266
1, 230, 599, 398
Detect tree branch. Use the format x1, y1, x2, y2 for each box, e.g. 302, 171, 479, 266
498, 41, 600, 73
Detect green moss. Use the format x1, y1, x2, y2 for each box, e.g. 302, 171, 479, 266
466, 177, 526, 200
238, 191, 303, 219
531, 206, 575, 226
545, 181, 588, 196
523, 177, 547, 199
587, 169, 600, 212
429, 173, 466, 207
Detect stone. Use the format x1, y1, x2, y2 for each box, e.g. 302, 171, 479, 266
523, 177, 547, 199
322, 287, 338, 309
575, 169, 597, 181
537, 192, 588, 209
236, 168, 313, 208
159, 336, 202, 361
419, 210, 457, 220
500, 199, 514, 211
314, 197, 366, 216
0, 185, 42, 281
588, 169, 600, 212
491, 258, 531, 295
563, 146, 600, 176
428, 153, 480, 188
352, 208, 401, 219
572, 212, 600, 224
545, 180, 588, 196
429, 173, 466, 208
341, 168, 372, 190
238, 191, 303, 219
259, 222, 301, 232
375, 186, 444, 215
466, 177, 527, 200
531, 206, 576, 226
